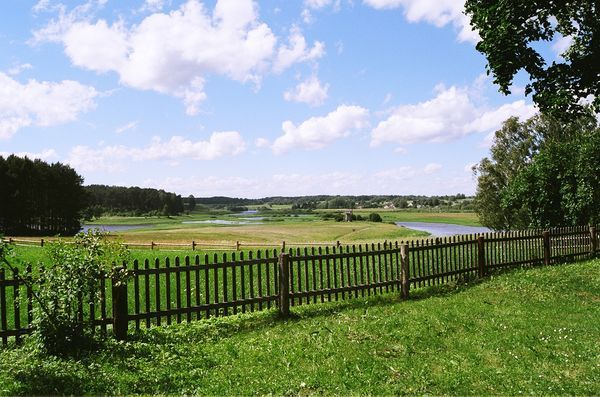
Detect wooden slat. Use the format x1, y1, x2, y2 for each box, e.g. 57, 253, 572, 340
12, 268, 21, 345
1, 268, 8, 345
185, 256, 192, 322
154, 258, 161, 326
144, 259, 151, 328
222, 253, 228, 316
133, 259, 140, 331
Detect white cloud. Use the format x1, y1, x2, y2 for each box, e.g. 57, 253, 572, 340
140, 0, 167, 13
68, 131, 246, 172
552, 35, 573, 58
272, 105, 369, 154
362, 0, 479, 43
0, 149, 58, 162
0, 72, 98, 139
32, 0, 52, 13
146, 165, 474, 197
115, 120, 139, 134
423, 162, 441, 174
370, 83, 536, 146
283, 75, 329, 106
393, 146, 407, 154
254, 137, 270, 148
33, 0, 324, 115
273, 26, 325, 73
304, 0, 335, 9
7, 63, 33, 76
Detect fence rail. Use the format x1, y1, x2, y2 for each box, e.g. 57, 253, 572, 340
1, 237, 351, 251
1, 225, 598, 344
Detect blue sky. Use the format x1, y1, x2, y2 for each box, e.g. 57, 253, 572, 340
1, 0, 562, 198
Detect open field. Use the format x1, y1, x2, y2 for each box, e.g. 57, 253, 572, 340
85, 209, 478, 243
0, 259, 597, 395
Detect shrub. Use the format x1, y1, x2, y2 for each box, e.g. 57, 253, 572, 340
369, 213, 383, 222
31, 230, 131, 356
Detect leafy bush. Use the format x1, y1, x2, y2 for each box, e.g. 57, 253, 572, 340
31, 230, 131, 356
368, 213, 383, 222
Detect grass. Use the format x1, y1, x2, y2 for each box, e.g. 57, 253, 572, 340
0, 259, 598, 395
7, 210, 478, 248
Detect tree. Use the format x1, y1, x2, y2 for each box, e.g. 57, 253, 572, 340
368, 213, 383, 222
187, 194, 196, 212
465, 0, 600, 117
0, 155, 87, 235
474, 111, 599, 230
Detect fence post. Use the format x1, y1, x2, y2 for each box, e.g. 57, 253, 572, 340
477, 236, 486, 278
40, 238, 44, 247
282, 241, 286, 252
192, 240, 196, 251
151, 241, 155, 250
543, 230, 551, 265
278, 253, 290, 317
111, 267, 128, 341
590, 226, 597, 258
400, 244, 409, 299
236, 241, 241, 250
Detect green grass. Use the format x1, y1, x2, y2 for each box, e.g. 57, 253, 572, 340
8, 210, 478, 249
1, 259, 598, 395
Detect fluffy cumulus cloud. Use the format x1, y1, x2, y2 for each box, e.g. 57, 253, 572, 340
283, 75, 329, 106
272, 105, 369, 154
33, 0, 324, 115
0, 72, 97, 139
68, 131, 246, 172
273, 27, 325, 73
370, 84, 536, 146
362, 0, 478, 43
0, 149, 58, 162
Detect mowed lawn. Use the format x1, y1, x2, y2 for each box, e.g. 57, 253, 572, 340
1, 260, 598, 395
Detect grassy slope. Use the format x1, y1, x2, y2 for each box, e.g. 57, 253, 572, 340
0, 260, 598, 395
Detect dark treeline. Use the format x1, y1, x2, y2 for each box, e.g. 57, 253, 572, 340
0, 155, 86, 236
196, 194, 472, 210
84, 185, 184, 218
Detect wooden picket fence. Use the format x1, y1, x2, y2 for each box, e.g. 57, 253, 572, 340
1, 225, 598, 344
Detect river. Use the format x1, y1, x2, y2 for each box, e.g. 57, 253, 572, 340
396, 221, 491, 237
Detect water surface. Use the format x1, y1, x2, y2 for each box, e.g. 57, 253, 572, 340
396, 221, 490, 237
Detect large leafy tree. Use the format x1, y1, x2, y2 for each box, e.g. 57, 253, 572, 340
474, 112, 599, 230
465, 0, 600, 117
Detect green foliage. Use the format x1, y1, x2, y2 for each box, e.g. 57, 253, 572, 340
186, 194, 196, 212
368, 213, 383, 222
465, 0, 600, 117
506, 128, 600, 227
0, 155, 86, 236
84, 184, 184, 217
31, 230, 131, 356
474, 112, 600, 229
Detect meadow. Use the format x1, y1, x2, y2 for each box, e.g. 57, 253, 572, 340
83, 209, 477, 245
0, 259, 597, 395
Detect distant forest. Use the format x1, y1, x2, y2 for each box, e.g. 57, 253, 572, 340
84, 185, 184, 218
196, 194, 473, 211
